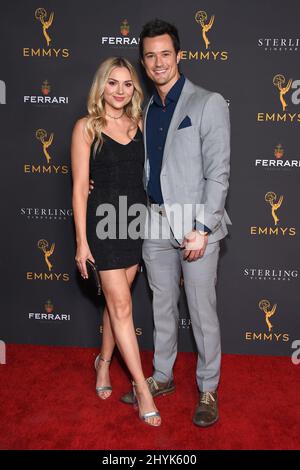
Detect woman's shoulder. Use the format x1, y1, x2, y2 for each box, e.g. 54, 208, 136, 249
74, 116, 88, 131
72, 117, 92, 145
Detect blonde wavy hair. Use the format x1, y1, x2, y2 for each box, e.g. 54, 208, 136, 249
85, 57, 143, 156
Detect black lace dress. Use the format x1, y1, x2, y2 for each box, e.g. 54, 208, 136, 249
86, 128, 147, 270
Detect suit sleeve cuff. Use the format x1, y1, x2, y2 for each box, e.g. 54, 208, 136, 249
195, 221, 212, 235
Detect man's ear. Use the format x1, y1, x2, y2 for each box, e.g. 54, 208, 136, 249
176, 51, 181, 65
141, 58, 145, 68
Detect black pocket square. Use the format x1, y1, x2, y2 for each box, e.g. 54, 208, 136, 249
178, 116, 192, 129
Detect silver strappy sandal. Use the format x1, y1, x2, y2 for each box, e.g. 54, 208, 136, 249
132, 380, 161, 427
94, 354, 112, 400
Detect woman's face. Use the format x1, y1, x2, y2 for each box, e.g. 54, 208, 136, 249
103, 66, 134, 112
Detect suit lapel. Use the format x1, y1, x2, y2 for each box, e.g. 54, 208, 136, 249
142, 96, 154, 189
143, 96, 153, 169
143, 79, 195, 177
162, 79, 194, 168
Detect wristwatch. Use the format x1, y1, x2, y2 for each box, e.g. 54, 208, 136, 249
195, 221, 211, 236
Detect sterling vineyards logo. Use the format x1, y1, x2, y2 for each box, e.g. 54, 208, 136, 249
258, 37, 300, 53
243, 267, 298, 282
20, 207, 73, 221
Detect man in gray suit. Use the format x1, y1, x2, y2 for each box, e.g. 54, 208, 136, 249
121, 19, 231, 427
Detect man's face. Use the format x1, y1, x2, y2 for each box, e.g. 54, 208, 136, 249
142, 34, 181, 88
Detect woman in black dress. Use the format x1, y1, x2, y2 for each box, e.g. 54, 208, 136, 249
71, 57, 161, 427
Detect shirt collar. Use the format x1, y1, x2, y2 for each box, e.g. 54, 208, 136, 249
153, 74, 185, 107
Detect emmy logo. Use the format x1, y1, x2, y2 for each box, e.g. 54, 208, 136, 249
273, 74, 292, 112
120, 19, 130, 36
41, 80, 51, 95
37, 239, 55, 271
195, 10, 215, 50
259, 299, 277, 332
274, 144, 284, 159
265, 192, 283, 226
35, 129, 54, 164
35, 8, 54, 46
44, 299, 54, 314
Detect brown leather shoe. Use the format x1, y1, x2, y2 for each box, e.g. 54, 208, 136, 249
193, 391, 219, 427
120, 376, 175, 404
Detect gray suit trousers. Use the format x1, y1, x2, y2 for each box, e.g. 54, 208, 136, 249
142, 208, 221, 392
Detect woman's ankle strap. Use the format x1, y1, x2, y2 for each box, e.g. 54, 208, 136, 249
132, 379, 147, 387
99, 354, 111, 364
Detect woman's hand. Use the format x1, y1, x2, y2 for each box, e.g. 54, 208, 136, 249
75, 243, 95, 279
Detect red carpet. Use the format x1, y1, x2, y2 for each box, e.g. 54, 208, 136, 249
0, 344, 299, 450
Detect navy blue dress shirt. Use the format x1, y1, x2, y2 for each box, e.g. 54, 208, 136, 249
146, 74, 185, 205
146, 74, 211, 234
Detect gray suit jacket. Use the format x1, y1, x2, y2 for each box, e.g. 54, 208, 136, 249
143, 78, 231, 243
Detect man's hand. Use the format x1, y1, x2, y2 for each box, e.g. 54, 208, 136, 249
89, 179, 94, 194
181, 229, 208, 261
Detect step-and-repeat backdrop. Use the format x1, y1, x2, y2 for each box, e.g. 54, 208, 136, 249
1, 0, 299, 356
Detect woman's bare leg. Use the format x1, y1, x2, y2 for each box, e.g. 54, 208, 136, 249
96, 265, 137, 399
100, 266, 160, 426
